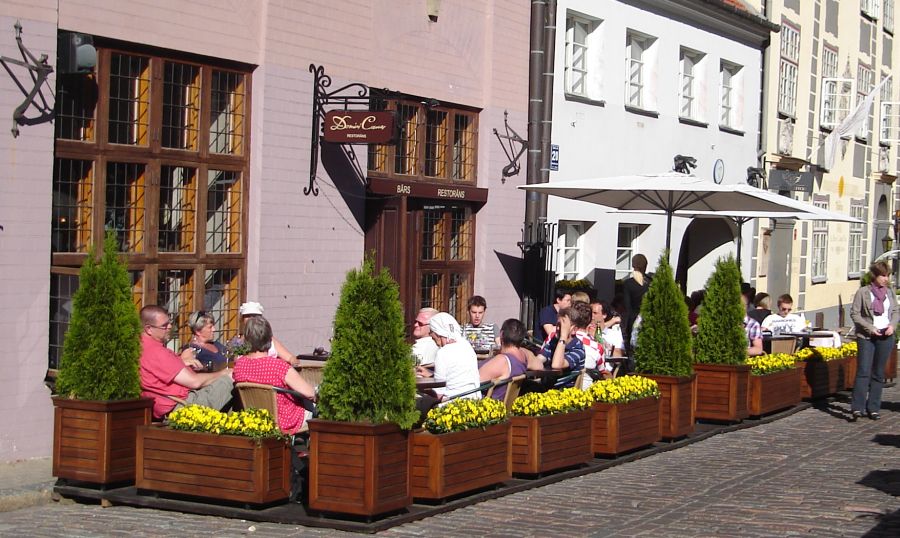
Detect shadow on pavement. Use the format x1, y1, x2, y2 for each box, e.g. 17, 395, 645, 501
863, 508, 900, 537
858, 469, 900, 496
811, 400, 856, 422
872, 434, 900, 448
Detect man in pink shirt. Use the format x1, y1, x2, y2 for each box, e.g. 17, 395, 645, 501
139, 305, 234, 419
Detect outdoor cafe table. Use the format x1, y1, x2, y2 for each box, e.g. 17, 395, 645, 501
782, 331, 836, 350
415, 378, 446, 391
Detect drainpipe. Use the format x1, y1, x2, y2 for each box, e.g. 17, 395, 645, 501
540, 0, 557, 196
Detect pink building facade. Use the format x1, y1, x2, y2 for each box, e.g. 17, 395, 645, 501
0, 0, 529, 462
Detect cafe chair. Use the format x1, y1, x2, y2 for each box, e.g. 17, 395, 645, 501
769, 337, 797, 355
442, 381, 495, 402
235, 382, 310, 435
553, 369, 584, 389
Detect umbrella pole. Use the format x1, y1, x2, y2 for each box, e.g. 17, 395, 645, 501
665, 211, 672, 256
736, 219, 743, 271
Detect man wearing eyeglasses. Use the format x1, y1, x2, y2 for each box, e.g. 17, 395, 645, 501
761, 294, 806, 335
139, 305, 234, 420
412, 307, 439, 367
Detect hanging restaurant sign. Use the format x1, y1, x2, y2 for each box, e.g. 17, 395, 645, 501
323, 110, 396, 144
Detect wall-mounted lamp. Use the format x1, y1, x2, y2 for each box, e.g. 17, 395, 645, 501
882, 232, 894, 253
57, 31, 96, 74
747, 167, 766, 189
427, 0, 441, 22
673, 154, 697, 174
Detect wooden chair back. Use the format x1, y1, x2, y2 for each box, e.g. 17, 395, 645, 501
503, 374, 527, 411
770, 337, 797, 355
235, 382, 278, 415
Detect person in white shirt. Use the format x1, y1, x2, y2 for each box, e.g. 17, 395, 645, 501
761, 294, 806, 334
415, 312, 480, 405
411, 307, 439, 366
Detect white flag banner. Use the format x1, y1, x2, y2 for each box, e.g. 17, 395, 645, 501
823, 75, 892, 170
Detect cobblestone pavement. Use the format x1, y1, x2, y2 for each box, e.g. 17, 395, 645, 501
1, 385, 898, 537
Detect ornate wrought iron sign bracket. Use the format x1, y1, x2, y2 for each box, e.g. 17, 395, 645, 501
492, 110, 526, 183
0, 21, 54, 137
307, 63, 373, 196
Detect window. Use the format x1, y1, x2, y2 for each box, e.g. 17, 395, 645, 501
616, 225, 641, 280
565, 14, 599, 97
557, 222, 583, 281
625, 31, 656, 110
679, 48, 705, 120
820, 46, 855, 129
50, 43, 250, 362
720, 61, 743, 129
880, 76, 899, 143
857, 63, 875, 139
418, 204, 474, 323
811, 198, 829, 281
848, 201, 866, 277
778, 23, 800, 117
862, 0, 882, 19
368, 97, 477, 184
886, 0, 895, 32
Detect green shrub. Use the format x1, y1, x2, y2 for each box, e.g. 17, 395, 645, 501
316, 259, 418, 429
634, 253, 693, 377
694, 256, 747, 365
56, 233, 142, 400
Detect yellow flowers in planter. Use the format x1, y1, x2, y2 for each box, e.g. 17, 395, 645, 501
795, 346, 844, 362
587, 375, 660, 404
746, 353, 797, 376
167, 405, 285, 440
423, 398, 507, 434
511, 387, 592, 417
840, 341, 857, 358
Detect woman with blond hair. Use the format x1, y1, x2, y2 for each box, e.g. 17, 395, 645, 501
622, 253, 651, 350
849, 261, 899, 421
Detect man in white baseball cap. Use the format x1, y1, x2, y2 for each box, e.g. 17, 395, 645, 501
415, 312, 480, 405
239, 301, 299, 366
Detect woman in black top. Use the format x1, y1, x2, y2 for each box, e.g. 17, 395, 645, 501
622, 253, 651, 348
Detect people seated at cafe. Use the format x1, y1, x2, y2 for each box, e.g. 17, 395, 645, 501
412, 307, 439, 366
761, 294, 806, 334
540, 305, 587, 387
181, 311, 228, 371
748, 293, 772, 325
688, 289, 705, 326
239, 302, 300, 367
416, 312, 481, 404
568, 302, 608, 388
233, 316, 317, 435
478, 319, 540, 400
742, 294, 764, 356
741, 282, 756, 315
139, 305, 234, 420
535, 288, 572, 342
571, 291, 591, 305
462, 295, 499, 353
590, 299, 625, 358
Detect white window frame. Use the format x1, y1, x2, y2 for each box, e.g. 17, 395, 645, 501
558, 221, 583, 281
857, 64, 875, 140
848, 200, 866, 277
811, 198, 829, 281
679, 47, 705, 121
778, 24, 800, 117
625, 31, 656, 110
720, 61, 742, 129
880, 77, 898, 143
862, 0, 882, 19
565, 14, 592, 97
616, 224, 640, 280
886, 0, 895, 32
821, 77, 856, 129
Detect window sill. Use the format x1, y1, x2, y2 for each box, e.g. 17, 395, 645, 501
811, 276, 827, 285
854, 135, 870, 144
678, 117, 708, 128
624, 105, 659, 118
819, 125, 834, 133
719, 125, 744, 136
564, 93, 605, 107
848, 272, 862, 281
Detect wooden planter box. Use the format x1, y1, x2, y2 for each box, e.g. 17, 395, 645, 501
694, 363, 750, 422
52, 397, 153, 485
798, 358, 846, 399
510, 409, 592, 475
644, 374, 696, 439
135, 426, 291, 505
748, 367, 802, 416
591, 396, 660, 456
843, 355, 857, 391
410, 422, 511, 500
308, 420, 411, 517
887, 348, 897, 383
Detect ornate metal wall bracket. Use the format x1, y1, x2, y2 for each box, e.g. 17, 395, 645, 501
0, 21, 54, 137
493, 110, 527, 183
307, 63, 373, 196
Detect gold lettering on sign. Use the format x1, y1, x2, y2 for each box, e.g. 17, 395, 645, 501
329, 115, 388, 132
437, 188, 466, 199
396, 184, 411, 194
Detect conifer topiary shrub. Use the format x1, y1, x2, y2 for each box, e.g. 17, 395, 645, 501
56, 232, 142, 401
634, 253, 693, 377
694, 256, 747, 365
317, 259, 418, 429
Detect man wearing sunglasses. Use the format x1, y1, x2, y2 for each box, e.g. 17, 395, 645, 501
139, 305, 234, 420
412, 307, 439, 367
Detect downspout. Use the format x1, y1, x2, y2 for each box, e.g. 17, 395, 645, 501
539, 0, 557, 200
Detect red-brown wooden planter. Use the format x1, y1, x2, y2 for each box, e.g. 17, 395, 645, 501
308, 420, 411, 517
694, 363, 750, 422
644, 374, 696, 439
798, 358, 847, 399
887, 348, 897, 383
843, 355, 857, 391
510, 409, 592, 475
135, 426, 291, 505
52, 397, 152, 485
410, 422, 510, 500
591, 396, 660, 456
748, 367, 802, 417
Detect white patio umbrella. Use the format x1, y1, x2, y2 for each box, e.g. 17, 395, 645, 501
518, 172, 809, 252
